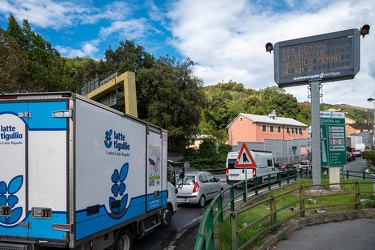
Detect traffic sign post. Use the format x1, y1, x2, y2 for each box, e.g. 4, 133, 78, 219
235, 143, 256, 168
271, 28, 361, 186
235, 143, 256, 197
320, 111, 346, 190
320, 111, 347, 166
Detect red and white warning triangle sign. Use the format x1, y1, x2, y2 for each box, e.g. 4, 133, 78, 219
235, 143, 256, 168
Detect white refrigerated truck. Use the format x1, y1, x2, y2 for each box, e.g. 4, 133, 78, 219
0, 92, 177, 250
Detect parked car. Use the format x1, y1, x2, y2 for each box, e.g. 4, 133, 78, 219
351, 149, 362, 157
347, 151, 355, 161
298, 160, 311, 172
176, 171, 224, 207
277, 162, 296, 176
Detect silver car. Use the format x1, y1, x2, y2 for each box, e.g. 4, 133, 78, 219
176, 171, 224, 207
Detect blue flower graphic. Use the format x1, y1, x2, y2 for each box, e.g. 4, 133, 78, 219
0, 175, 23, 225
104, 129, 113, 148
110, 163, 129, 214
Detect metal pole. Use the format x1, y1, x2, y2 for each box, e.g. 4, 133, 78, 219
368, 98, 375, 148
373, 101, 375, 148
310, 80, 322, 186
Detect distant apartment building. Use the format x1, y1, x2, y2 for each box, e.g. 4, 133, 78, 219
188, 135, 215, 150
346, 123, 373, 135
227, 111, 308, 146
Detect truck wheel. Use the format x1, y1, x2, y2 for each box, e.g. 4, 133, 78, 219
160, 205, 172, 228
197, 195, 206, 208
114, 229, 133, 250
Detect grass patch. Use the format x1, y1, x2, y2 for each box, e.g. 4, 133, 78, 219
214, 176, 375, 250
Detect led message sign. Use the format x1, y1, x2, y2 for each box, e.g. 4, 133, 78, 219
273, 29, 360, 87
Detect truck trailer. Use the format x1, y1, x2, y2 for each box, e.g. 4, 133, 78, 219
0, 92, 177, 250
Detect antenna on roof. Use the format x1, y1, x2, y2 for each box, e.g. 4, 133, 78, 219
269, 110, 277, 120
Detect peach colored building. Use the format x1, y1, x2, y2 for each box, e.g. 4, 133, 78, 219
227, 112, 308, 146
346, 123, 373, 135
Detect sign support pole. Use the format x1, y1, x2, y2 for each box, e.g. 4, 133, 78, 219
245, 170, 248, 198
310, 80, 322, 187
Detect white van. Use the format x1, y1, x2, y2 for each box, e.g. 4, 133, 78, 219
226, 150, 279, 185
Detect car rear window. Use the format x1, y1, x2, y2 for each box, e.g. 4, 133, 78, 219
177, 176, 195, 185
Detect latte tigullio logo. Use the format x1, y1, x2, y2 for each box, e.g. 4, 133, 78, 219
104, 129, 112, 148
109, 163, 129, 214
0, 175, 23, 225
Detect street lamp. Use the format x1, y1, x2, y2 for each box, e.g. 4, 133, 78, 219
265, 42, 273, 53
368, 98, 375, 148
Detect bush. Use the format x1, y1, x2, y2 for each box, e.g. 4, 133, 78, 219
183, 140, 232, 170
363, 149, 375, 169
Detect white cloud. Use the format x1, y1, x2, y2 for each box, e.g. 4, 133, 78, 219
55, 45, 86, 58
0, 0, 131, 30
56, 38, 101, 59
99, 19, 148, 40
167, 0, 375, 108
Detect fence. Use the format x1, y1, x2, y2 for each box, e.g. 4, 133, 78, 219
194, 170, 375, 250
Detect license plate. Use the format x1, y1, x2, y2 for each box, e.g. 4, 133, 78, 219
177, 198, 187, 202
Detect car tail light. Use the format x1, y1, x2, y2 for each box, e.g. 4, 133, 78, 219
192, 182, 199, 193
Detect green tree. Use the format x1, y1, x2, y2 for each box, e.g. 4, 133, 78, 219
104, 40, 155, 74
4, 15, 69, 92
0, 25, 29, 92
136, 57, 205, 153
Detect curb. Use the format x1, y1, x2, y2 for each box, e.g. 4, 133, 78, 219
165, 216, 202, 250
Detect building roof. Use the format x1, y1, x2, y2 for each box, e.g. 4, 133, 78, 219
228, 113, 308, 128
347, 123, 373, 130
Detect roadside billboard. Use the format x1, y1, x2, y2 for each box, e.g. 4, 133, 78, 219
273, 29, 360, 87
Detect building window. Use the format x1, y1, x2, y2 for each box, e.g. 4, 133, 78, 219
286, 127, 290, 133
278, 126, 281, 133
262, 125, 267, 132
299, 128, 302, 134
270, 125, 274, 133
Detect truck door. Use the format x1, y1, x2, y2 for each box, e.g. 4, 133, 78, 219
146, 130, 165, 212
0, 100, 69, 242
0, 104, 28, 238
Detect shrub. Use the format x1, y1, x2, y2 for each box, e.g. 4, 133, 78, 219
363, 149, 375, 168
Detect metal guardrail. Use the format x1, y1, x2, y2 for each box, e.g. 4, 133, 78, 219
194, 170, 375, 250
194, 170, 307, 249
345, 169, 375, 180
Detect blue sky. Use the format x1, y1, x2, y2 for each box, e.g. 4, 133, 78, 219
0, 0, 374, 109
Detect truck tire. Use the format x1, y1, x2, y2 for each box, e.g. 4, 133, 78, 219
160, 205, 172, 228
197, 195, 206, 208
114, 228, 133, 250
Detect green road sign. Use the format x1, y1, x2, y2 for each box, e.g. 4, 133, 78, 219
320, 111, 347, 167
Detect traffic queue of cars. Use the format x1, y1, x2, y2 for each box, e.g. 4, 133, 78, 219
176, 148, 362, 208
